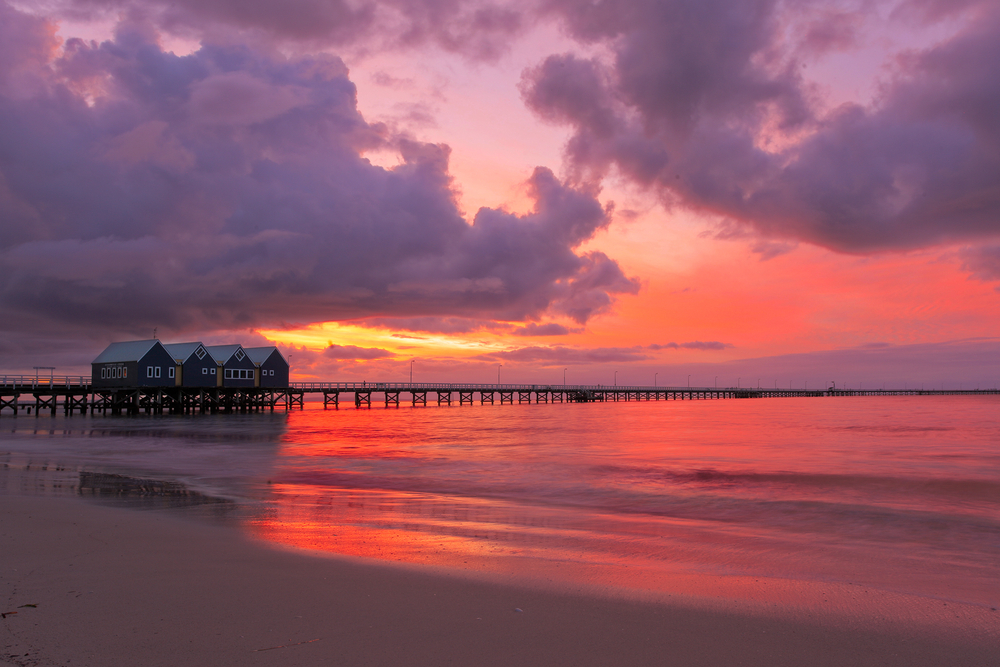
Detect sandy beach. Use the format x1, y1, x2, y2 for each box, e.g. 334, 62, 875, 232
1, 492, 996, 667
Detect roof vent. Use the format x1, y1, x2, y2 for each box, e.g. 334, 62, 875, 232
235, 349, 245, 361
195, 347, 206, 360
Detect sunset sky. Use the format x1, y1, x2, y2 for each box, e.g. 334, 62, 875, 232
1, 0, 998, 388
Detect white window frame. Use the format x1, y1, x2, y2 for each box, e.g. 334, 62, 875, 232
202, 367, 208, 375
154, 367, 161, 378
211, 368, 216, 375
168, 367, 175, 379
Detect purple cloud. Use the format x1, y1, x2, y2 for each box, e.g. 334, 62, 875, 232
478, 345, 652, 365
960, 245, 1000, 285
39, 0, 524, 61
524, 0, 1000, 254
650, 341, 733, 351
512, 322, 575, 336
0, 4, 638, 341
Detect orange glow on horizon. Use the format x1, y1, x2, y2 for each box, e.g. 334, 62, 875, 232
259, 239, 1000, 383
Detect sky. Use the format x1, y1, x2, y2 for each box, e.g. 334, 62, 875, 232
0, 0, 998, 389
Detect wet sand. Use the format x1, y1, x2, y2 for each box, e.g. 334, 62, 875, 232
1, 493, 997, 667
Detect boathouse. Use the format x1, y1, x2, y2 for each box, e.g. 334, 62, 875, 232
205, 345, 257, 388
162, 342, 217, 388
245, 346, 289, 388
92, 340, 176, 388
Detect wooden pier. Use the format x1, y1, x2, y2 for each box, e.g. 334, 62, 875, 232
1, 375, 996, 416
291, 381, 999, 409
0, 376, 302, 416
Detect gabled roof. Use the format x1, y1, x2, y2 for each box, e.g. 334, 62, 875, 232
162, 342, 210, 363
93, 340, 163, 364
205, 344, 247, 364
244, 346, 287, 366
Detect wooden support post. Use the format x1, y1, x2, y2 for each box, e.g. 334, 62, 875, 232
437, 391, 451, 405
500, 391, 514, 404
355, 391, 371, 408
411, 391, 427, 407
385, 391, 399, 408
0, 393, 17, 414
479, 391, 493, 405
460, 391, 475, 405
324, 391, 339, 409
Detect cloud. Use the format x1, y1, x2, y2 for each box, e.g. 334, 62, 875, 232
649, 341, 733, 351
0, 4, 638, 340
512, 322, 575, 336
959, 244, 1000, 286
477, 345, 652, 365
359, 317, 511, 334
523, 0, 1000, 254
669, 337, 1000, 389
324, 344, 394, 360
38, 0, 525, 60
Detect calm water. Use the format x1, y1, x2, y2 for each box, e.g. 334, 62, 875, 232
2, 396, 999, 610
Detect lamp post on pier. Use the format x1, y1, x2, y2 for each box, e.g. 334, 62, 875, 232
498, 364, 502, 385
563, 368, 567, 386
715, 376, 718, 388
410, 359, 414, 384
687, 374, 691, 388
654, 372, 658, 387
614, 371, 618, 386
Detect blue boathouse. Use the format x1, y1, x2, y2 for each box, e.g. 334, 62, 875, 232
92, 340, 177, 389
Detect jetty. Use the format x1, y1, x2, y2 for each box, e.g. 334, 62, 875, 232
1, 375, 996, 416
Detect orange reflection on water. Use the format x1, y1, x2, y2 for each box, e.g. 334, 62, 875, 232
249, 483, 537, 569
243, 399, 1000, 613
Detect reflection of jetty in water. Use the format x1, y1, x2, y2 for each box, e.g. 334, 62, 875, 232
77, 471, 229, 509
1, 464, 236, 513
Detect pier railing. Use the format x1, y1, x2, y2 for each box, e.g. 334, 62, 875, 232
290, 381, 715, 391
0, 375, 91, 390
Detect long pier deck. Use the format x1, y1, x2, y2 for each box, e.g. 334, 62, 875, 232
2, 375, 997, 416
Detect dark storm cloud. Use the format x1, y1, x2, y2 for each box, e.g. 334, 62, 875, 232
0, 3, 638, 338
524, 0, 1000, 254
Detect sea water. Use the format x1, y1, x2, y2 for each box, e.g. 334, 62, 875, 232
2, 395, 999, 612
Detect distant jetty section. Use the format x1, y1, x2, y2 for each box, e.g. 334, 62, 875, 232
1, 376, 997, 416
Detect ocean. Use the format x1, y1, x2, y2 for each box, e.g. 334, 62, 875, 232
3, 395, 999, 614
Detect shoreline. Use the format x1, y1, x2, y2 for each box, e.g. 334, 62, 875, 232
2, 491, 998, 666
